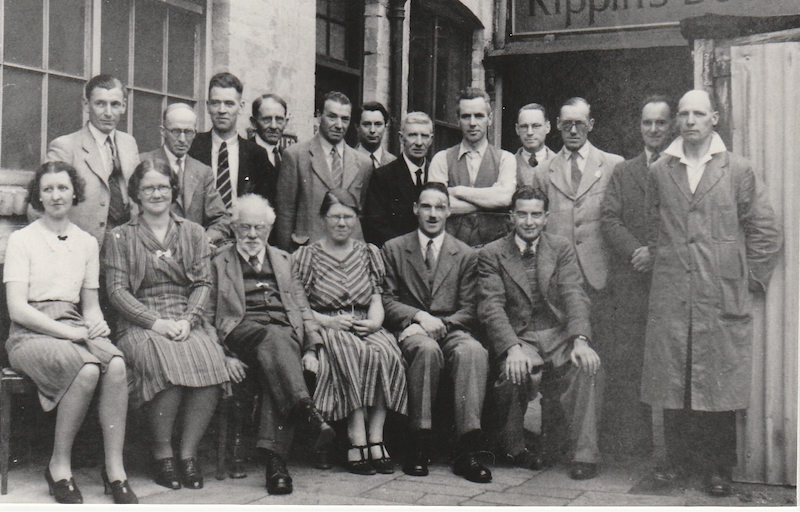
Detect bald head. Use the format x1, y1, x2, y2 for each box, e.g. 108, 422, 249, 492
677, 90, 719, 149
161, 103, 198, 158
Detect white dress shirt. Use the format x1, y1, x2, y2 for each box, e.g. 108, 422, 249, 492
87, 122, 116, 173
514, 234, 540, 255
418, 229, 445, 263
663, 132, 727, 193
403, 153, 426, 184
520, 146, 549, 167
211, 130, 240, 203
562, 142, 591, 176
255, 135, 278, 166
318, 136, 345, 175
162, 146, 184, 175
428, 139, 516, 188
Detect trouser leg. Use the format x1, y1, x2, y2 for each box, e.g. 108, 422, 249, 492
399, 334, 443, 432
441, 331, 488, 438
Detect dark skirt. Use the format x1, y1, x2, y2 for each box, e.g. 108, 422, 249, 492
6, 301, 123, 412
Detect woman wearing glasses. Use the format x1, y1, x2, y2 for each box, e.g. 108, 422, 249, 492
293, 189, 407, 475
104, 160, 230, 491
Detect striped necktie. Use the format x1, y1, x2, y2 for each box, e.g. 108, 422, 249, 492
106, 136, 129, 226
217, 141, 232, 208
330, 146, 343, 187
273, 146, 281, 167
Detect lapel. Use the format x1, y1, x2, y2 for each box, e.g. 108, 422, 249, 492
181, 155, 205, 212
81, 125, 110, 185
575, 143, 604, 198
631, 152, 648, 194
309, 136, 335, 190
536, 233, 557, 300
341, 144, 360, 190
222, 247, 246, 312
498, 235, 533, 306
431, 234, 458, 296
403, 233, 432, 300
394, 158, 418, 200
548, 150, 574, 199
267, 245, 293, 300
666, 156, 693, 203
690, 152, 726, 205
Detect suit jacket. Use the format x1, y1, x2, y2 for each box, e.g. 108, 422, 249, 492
140, 147, 232, 243
43, 124, 139, 246
382, 232, 478, 337
363, 157, 427, 247
515, 146, 556, 188
356, 144, 397, 167
275, 135, 373, 251
532, 141, 624, 290
478, 232, 591, 367
188, 131, 276, 204
209, 243, 323, 352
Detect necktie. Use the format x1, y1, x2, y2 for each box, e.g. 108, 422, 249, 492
273, 146, 281, 167
415, 169, 423, 189
106, 136, 129, 226
330, 146, 343, 187
249, 255, 261, 273
528, 153, 538, 167
217, 141, 232, 208
649, 151, 660, 166
371, 153, 379, 170
425, 239, 437, 275
174, 157, 183, 175
523, 241, 535, 258
570, 152, 582, 193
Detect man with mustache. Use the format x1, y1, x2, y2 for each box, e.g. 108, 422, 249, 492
381, 182, 491, 483
275, 91, 373, 251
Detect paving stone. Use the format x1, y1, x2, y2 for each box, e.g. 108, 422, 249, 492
250, 491, 398, 506
504, 481, 584, 499
384, 479, 486, 497
397, 465, 533, 492
526, 462, 646, 493
467, 491, 570, 506
568, 491, 686, 506
416, 492, 470, 506
366, 485, 425, 503
458, 499, 500, 506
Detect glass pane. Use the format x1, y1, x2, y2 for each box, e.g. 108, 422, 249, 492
167, 97, 194, 110
131, 91, 163, 152
408, 13, 432, 117
101, 0, 131, 81
47, 76, 84, 146
329, 0, 346, 22
316, 18, 327, 55
329, 23, 346, 61
4, 0, 43, 67
167, 8, 196, 97
435, 22, 469, 126
133, 0, 165, 91
2, 68, 42, 170
316, 0, 326, 16
49, 0, 85, 75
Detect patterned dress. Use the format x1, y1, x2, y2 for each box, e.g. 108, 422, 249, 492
104, 214, 229, 408
293, 240, 407, 421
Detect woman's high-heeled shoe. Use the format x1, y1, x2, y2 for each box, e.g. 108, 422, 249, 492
180, 457, 204, 489
102, 468, 139, 504
154, 457, 181, 490
45, 467, 83, 504
368, 442, 394, 474
345, 445, 377, 475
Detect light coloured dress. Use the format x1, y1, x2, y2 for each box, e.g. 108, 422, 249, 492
293, 240, 407, 421
104, 214, 229, 408
3, 220, 122, 411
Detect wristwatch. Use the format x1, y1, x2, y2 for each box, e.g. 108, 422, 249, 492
574, 334, 590, 343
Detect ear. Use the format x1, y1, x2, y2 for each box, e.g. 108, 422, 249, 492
587, 118, 595, 132
711, 111, 720, 126
545, 120, 551, 135
250, 116, 258, 130
412, 202, 419, 216
82, 96, 90, 114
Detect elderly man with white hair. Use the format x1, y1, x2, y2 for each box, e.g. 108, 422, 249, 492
210, 194, 334, 495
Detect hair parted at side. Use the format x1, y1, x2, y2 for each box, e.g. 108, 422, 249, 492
127, 159, 179, 206
641, 94, 673, 115
517, 103, 548, 120
401, 111, 433, 131
252, 93, 288, 119
324, 91, 352, 108
562, 97, 592, 118
208, 72, 243, 95
417, 182, 449, 204
359, 101, 389, 124
85, 74, 126, 100
28, 161, 87, 212
162, 102, 196, 123
511, 186, 549, 212
232, 194, 276, 225
319, 188, 360, 217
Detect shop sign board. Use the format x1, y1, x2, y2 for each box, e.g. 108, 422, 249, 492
512, 0, 800, 36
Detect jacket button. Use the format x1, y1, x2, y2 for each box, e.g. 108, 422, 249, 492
100, 201, 106, 206
576, 239, 582, 245
100, 222, 106, 227
689, 238, 695, 243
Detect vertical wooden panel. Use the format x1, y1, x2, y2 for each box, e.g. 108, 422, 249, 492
730, 42, 799, 486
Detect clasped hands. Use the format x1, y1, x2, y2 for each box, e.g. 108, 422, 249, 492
319, 313, 381, 337
152, 318, 192, 341
70, 319, 111, 342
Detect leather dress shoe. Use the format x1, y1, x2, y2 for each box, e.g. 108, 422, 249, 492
707, 473, 732, 497
569, 462, 598, 480
45, 467, 83, 504
297, 398, 336, 450
510, 448, 548, 471
180, 457, 204, 489
453, 452, 492, 483
314, 448, 333, 470
402, 447, 429, 477
229, 436, 248, 479
154, 457, 181, 490
653, 464, 684, 483
264, 450, 293, 495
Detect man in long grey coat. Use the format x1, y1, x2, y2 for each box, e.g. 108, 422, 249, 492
643, 90, 782, 497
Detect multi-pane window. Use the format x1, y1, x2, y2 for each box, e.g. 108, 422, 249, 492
409, 5, 473, 152
0, 0, 204, 172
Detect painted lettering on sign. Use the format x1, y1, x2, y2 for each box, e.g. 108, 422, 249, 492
513, 0, 800, 35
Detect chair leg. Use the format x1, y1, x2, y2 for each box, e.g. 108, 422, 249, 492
216, 397, 228, 481
1, 380, 11, 495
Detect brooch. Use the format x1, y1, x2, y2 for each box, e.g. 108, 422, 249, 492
594, 170, 602, 178
155, 249, 173, 259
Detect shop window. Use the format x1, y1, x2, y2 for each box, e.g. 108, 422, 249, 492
0, 0, 205, 172
315, 0, 363, 145
408, 3, 475, 153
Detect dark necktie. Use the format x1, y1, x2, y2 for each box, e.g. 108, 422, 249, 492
371, 153, 379, 170
570, 152, 582, 193
415, 169, 423, 189
649, 151, 660, 166
425, 239, 436, 272
217, 141, 232, 208
249, 255, 261, 273
330, 147, 343, 187
106, 136, 129, 226
528, 153, 538, 168
273, 146, 281, 167
523, 241, 535, 258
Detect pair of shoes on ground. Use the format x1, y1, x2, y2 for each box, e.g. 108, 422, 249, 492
154, 457, 203, 490
346, 442, 394, 475
653, 464, 733, 497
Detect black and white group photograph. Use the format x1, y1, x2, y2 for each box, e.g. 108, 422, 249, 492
0, 0, 796, 508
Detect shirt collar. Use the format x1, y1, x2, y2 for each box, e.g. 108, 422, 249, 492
236, 245, 266, 264
88, 122, 115, 147
318, 134, 344, 157
418, 229, 445, 251
370, 146, 385, 163
521, 146, 548, 161
663, 132, 727, 162
514, 234, 540, 254
212, 129, 239, 147
403, 153, 425, 173
162, 146, 182, 167
254, 135, 276, 153
563, 141, 591, 161
458, 138, 488, 159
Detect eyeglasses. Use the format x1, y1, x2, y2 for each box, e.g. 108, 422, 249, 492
559, 120, 588, 130
514, 211, 545, 220
235, 223, 269, 234
164, 128, 196, 138
325, 214, 357, 222
140, 185, 172, 196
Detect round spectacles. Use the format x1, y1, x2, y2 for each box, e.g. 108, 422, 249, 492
140, 185, 172, 196
165, 128, 197, 138
235, 223, 269, 234
325, 214, 357, 222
